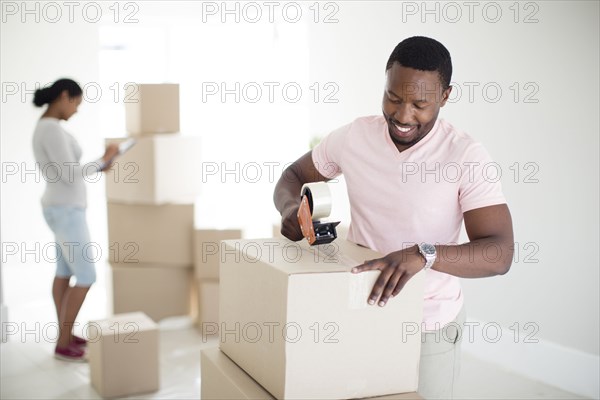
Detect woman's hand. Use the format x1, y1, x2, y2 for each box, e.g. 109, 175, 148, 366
100, 143, 120, 171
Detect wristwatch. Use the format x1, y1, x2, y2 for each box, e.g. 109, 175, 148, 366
418, 243, 437, 270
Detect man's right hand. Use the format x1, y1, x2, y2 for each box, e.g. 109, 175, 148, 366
274, 150, 331, 241
280, 204, 304, 241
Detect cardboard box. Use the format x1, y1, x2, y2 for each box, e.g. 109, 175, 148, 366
105, 135, 201, 204
200, 347, 423, 400
111, 265, 193, 322
219, 238, 425, 399
196, 279, 220, 335
200, 347, 277, 399
107, 202, 193, 266
194, 229, 243, 279
125, 83, 179, 135
89, 312, 159, 398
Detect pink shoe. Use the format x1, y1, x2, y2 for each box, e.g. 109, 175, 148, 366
55, 343, 87, 362
71, 335, 87, 347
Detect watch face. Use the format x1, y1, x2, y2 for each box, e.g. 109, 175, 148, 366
422, 243, 436, 255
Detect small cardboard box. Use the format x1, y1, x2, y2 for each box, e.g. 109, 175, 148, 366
105, 135, 201, 204
219, 238, 425, 399
107, 202, 193, 266
125, 83, 179, 135
89, 312, 159, 398
200, 347, 423, 400
111, 265, 193, 322
194, 229, 243, 279
196, 279, 219, 334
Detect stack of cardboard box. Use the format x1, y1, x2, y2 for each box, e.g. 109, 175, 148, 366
105, 83, 201, 323
201, 237, 425, 399
193, 229, 242, 333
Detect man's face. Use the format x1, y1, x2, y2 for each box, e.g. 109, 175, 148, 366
382, 63, 451, 152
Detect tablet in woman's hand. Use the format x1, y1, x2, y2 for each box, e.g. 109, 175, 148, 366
118, 138, 136, 155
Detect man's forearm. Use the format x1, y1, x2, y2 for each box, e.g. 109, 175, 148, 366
274, 151, 329, 214
274, 151, 335, 241
274, 166, 303, 214
431, 236, 513, 278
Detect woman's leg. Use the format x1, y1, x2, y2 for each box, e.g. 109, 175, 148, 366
43, 208, 76, 340
52, 277, 70, 321
56, 285, 90, 348
44, 207, 96, 353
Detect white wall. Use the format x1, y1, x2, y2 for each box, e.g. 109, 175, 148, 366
307, 1, 599, 397
0, 13, 105, 271
310, 0, 600, 352
95, 17, 312, 238
1, 1, 598, 397
0, 4, 112, 329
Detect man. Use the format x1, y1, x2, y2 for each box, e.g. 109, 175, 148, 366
273, 36, 514, 399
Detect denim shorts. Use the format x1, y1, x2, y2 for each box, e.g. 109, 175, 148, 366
42, 206, 96, 286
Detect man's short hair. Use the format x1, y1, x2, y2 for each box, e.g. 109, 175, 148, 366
386, 36, 452, 90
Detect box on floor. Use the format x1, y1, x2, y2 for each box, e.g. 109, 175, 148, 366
89, 312, 159, 398
201, 347, 423, 400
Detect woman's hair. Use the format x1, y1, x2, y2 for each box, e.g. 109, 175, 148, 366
33, 78, 83, 107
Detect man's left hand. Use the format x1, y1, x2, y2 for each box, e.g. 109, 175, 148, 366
352, 244, 425, 306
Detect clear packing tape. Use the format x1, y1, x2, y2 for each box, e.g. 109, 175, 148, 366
298, 182, 340, 246
301, 182, 332, 220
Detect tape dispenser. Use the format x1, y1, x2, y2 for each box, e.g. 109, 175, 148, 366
297, 182, 340, 246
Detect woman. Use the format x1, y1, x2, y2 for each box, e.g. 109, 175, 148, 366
32, 78, 119, 362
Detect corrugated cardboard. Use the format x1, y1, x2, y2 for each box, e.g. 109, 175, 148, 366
125, 83, 179, 135
107, 202, 193, 266
111, 265, 193, 322
200, 347, 423, 400
89, 312, 159, 398
196, 279, 219, 334
219, 238, 425, 400
201, 347, 277, 399
105, 135, 201, 204
194, 229, 243, 279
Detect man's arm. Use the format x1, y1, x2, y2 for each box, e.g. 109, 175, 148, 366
352, 203, 514, 306
274, 150, 330, 241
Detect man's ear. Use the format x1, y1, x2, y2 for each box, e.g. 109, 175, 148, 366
440, 85, 452, 107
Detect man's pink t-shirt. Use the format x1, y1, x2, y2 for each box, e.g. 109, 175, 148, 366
312, 115, 506, 330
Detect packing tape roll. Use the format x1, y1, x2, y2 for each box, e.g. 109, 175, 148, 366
300, 182, 332, 221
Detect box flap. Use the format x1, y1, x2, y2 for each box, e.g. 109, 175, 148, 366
91, 312, 157, 334
222, 238, 382, 275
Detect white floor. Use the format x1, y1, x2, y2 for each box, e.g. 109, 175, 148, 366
0, 262, 590, 400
